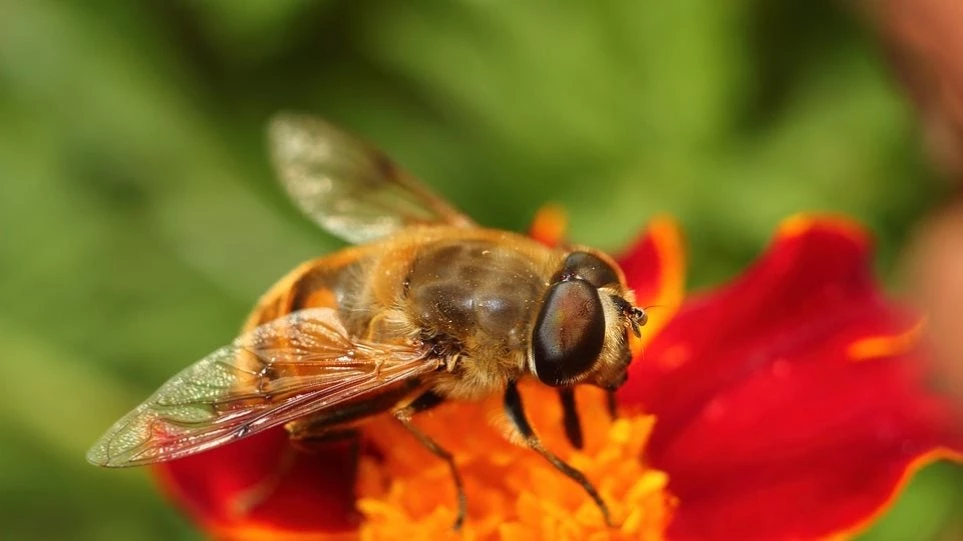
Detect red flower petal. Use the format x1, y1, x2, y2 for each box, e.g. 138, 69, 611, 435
154, 429, 359, 540
619, 214, 963, 541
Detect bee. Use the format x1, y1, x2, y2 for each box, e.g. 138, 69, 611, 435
87, 114, 648, 528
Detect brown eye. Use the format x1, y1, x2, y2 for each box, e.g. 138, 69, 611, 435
554, 251, 620, 287
531, 279, 606, 386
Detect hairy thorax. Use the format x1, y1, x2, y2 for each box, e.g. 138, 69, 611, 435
400, 238, 551, 397
249, 227, 561, 400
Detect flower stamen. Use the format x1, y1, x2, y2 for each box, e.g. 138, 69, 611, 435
355, 383, 674, 540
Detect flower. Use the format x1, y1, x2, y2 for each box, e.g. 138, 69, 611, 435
153, 211, 963, 541
619, 214, 963, 540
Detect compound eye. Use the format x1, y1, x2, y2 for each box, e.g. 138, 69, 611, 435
531, 279, 606, 386
555, 251, 620, 287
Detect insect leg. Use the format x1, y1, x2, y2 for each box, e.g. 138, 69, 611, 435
606, 390, 619, 420
405, 389, 446, 413
291, 428, 361, 457
558, 387, 584, 449
504, 381, 613, 527
393, 391, 467, 531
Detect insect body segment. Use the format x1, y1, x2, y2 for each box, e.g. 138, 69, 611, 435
88, 114, 648, 529
407, 239, 545, 353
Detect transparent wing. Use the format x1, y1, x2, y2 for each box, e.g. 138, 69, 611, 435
269, 113, 475, 244
87, 308, 439, 467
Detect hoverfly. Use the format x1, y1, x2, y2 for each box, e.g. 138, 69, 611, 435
87, 114, 648, 529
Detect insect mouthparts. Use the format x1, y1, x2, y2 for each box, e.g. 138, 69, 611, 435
611, 295, 647, 337
632, 307, 648, 327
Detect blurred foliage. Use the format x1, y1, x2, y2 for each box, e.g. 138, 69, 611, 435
1, 1, 961, 539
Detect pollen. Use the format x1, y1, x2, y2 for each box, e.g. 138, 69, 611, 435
355, 383, 674, 541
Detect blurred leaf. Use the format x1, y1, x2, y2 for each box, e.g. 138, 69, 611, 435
184, 0, 336, 64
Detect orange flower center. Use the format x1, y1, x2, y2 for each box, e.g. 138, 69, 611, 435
355, 383, 674, 540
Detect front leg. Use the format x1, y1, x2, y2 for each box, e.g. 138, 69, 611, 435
558, 387, 584, 449
606, 389, 619, 419
505, 381, 613, 526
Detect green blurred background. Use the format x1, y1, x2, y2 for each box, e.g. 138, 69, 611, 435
1, 1, 961, 539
